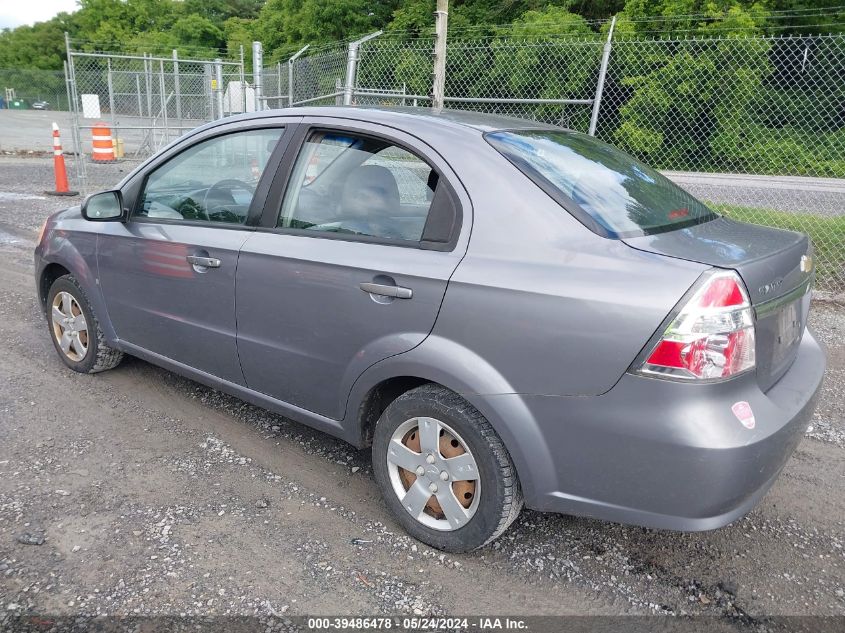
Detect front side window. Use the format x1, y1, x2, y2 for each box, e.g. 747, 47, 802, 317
486, 130, 717, 238
278, 131, 439, 242
137, 128, 283, 224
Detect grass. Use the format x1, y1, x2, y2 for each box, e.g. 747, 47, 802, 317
708, 202, 845, 293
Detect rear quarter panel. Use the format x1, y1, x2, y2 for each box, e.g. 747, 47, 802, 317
425, 137, 709, 397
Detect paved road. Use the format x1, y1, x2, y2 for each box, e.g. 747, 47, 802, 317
0, 156, 843, 626
0, 109, 198, 158
665, 171, 845, 216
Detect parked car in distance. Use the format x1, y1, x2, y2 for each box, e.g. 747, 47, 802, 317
34, 107, 825, 552
31, 101, 50, 110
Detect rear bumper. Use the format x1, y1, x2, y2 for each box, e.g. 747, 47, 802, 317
501, 328, 825, 530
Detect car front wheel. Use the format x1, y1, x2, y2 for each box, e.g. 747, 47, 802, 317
46, 274, 123, 374
372, 384, 523, 552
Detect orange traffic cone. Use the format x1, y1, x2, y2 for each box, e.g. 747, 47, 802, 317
45, 122, 78, 197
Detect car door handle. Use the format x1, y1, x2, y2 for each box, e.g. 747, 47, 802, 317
186, 255, 221, 268
359, 282, 413, 299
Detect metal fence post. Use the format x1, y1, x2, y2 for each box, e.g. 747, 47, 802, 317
204, 63, 213, 119
588, 15, 616, 137
432, 0, 449, 110
64, 32, 87, 194
172, 49, 182, 121
214, 59, 225, 118
159, 59, 169, 145
136, 74, 143, 117
252, 41, 264, 110
144, 53, 153, 121
288, 59, 294, 107
239, 45, 247, 113
277, 61, 283, 107
343, 42, 358, 106
62, 60, 72, 115
288, 45, 310, 107
106, 58, 116, 131
344, 31, 382, 106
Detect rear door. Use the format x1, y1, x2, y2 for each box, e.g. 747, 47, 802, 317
97, 124, 291, 384
235, 119, 470, 420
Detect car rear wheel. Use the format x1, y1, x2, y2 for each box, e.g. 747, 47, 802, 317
46, 275, 123, 374
372, 384, 523, 552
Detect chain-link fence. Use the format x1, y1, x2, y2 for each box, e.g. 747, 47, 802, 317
62, 49, 247, 197
259, 61, 290, 109
53, 30, 845, 292
67, 51, 246, 156
591, 34, 845, 294
347, 32, 845, 293
0, 68, 68, 111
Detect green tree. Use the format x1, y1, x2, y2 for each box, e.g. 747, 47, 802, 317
612, 3, 773, 169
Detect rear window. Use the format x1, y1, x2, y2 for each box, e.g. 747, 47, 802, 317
485, 130, 717, 238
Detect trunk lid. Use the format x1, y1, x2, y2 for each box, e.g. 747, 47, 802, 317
624, 217, 813, 391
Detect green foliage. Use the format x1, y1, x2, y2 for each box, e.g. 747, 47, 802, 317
1, 0, 843, 180
255, 0, 382, 57
0, 19, 69, 70
0, 67, 68, 109
611, 4, 777, 171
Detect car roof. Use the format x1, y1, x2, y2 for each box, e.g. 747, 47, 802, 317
198, 105, 563, 137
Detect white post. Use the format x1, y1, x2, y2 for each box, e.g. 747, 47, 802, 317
588, 16, 616, 137
432, 0, 449, 110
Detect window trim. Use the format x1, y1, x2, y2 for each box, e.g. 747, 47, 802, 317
260, 123, 463, 252
129, 123, 291, 229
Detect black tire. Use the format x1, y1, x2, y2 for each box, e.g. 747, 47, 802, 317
46, 274, 123, 374
372, 383, 523, 552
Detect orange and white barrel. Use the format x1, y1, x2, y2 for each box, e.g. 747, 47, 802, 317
91, 122, 116, 162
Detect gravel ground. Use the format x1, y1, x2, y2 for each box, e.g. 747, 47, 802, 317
0, 156, 843, 628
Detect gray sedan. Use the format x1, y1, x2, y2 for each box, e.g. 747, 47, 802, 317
34, 107, 825, 552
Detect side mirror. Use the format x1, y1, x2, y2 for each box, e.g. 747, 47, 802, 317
82, 190, 125, 221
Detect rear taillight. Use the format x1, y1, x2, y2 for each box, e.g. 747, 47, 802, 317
636, 270, 755, 381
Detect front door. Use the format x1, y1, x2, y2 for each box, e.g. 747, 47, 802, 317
98, 127, 286, 384
236, 122, 469, 419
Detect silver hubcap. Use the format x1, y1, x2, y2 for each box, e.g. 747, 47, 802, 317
386, 417, 480, 531
51, 291, 89, 362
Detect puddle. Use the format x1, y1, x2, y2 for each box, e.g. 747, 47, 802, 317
0, 229, 20, 245
0, 191, 46, 201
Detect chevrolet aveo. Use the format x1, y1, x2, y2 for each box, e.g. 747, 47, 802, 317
35, 107, 825, 552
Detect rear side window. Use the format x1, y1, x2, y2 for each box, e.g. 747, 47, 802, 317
278, 131, 441, 243
485, 130, 717, 238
